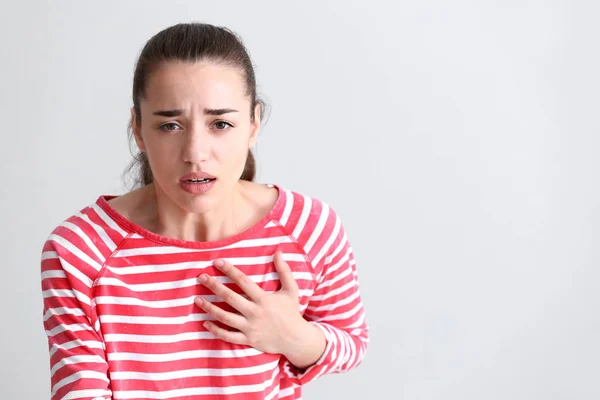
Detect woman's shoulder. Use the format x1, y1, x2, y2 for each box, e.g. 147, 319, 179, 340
269, 184, 351, 274
42, 193, 131, 262
271, 183, 346, 241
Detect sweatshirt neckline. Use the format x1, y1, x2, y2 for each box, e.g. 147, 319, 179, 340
95, 183, 285, 249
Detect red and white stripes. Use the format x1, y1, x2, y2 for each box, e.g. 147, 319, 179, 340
41, 185, 368, 399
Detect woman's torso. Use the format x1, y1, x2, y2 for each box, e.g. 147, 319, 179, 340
87, 183, 316, 399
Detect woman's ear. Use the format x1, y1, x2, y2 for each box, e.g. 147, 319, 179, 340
131, 107, 146, 153
249, 103, 261, 149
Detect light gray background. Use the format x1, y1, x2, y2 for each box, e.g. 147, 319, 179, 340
1, 1, 598, 399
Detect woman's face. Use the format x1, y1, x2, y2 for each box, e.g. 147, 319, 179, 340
132, 61, 259, 212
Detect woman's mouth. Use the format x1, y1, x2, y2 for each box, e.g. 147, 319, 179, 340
180, 178, 216, 194
183, 178, 215, 183
179, 173, 217, 194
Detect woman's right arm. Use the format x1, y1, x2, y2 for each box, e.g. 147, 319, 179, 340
41, 234, 113, 400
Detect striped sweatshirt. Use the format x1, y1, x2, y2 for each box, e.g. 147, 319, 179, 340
41, 184, 369, 400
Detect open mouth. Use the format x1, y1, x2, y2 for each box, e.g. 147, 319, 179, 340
183, 178, 216, 184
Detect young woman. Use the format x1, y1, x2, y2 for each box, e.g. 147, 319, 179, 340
41, 22, 368, 400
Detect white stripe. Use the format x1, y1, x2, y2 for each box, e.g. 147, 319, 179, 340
107, 253, 305, 275
323, 232, 347, 266
280, 189, 294, 226
278, 386, 295, 398
264, 380, 280, 400
51, 354, 107, 377
73, 289, 91, 307
63, 221, 105, 264
49, 339, 104, 358
95, 293, 250, 307
96, 294, 201, 309
42, 262, 94, 308
304, 203, 329, 253
112, 367, 278, 399
115, 235, 292, 258
97, 270, 312, 292
41, 269, 66, 280
42, 289, 75, 299
337, 328, 352, 368
44, 307, 85, 322
111, 358, 279, 380
344, 331, 359, 368
48, 233, 103, 271
309, 280, 356, 302
107, 260, 213, 275
107, 347, 263, 362
344, 312, 367, 329
43, 288, 90, 307
97, 276, 207, 292
228, 236, 293, 248
317, 249, 352, 289
46, 323, 94, 337
97, 289, 312, 309
92, 203, 128, 237
115, 245, 201, 257
313, 212, 341, 267
104, 331, 213, 343
312, 326, 339, 379
58, 258, 94, 288
78, 209, 117, 251
306, 290, 360, 312
351, 327, 368, 337
318, 236, 348, 282
62, 389, 111, 400
51, 370, 109, 397
41, 251, 58, 260
292, 196, 312, 239
99, 313, 211, 325
318, 301, 364, 322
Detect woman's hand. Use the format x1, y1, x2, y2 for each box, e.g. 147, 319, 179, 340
195, 251, 327, 369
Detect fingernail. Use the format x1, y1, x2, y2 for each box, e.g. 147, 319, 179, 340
195, 297, 203, 306
214, 259, 224, 268
198, 274, 208, 284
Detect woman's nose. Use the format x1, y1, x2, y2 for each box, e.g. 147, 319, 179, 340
182, 127, 210, 164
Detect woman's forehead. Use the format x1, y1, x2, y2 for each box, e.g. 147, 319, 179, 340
142, 61, 248, 106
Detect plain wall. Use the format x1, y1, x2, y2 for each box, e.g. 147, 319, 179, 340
1, 1, 598, 399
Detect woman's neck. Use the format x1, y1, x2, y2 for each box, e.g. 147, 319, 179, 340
144, 182, 244, 243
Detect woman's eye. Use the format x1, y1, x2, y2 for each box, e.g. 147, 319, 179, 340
213, 121, 233, 130
159, 123, 181, 131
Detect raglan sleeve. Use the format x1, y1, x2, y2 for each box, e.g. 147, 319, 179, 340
41, 227, 113, 400
281, 206, 369, 385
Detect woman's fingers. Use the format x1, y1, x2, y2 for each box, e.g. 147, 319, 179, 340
198, 273, 254, 315
273, 251, 298, 293
195, 296, 247, 332
203, 320, 248, 346
213, 259, 265, 301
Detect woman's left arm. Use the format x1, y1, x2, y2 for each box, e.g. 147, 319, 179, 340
280, 212, 369, 385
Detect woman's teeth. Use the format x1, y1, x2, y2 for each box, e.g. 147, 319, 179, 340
186, 178, 213, 183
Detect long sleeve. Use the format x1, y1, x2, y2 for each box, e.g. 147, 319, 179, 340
41, 230, 113, 400
280, 204, 369, 385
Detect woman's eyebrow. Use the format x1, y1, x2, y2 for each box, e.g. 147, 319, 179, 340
152, 109, 182, 117
152, 108, 239, 117
204, 108, 239, 116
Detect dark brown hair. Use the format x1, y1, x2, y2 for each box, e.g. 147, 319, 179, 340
123, 22, 265, 188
